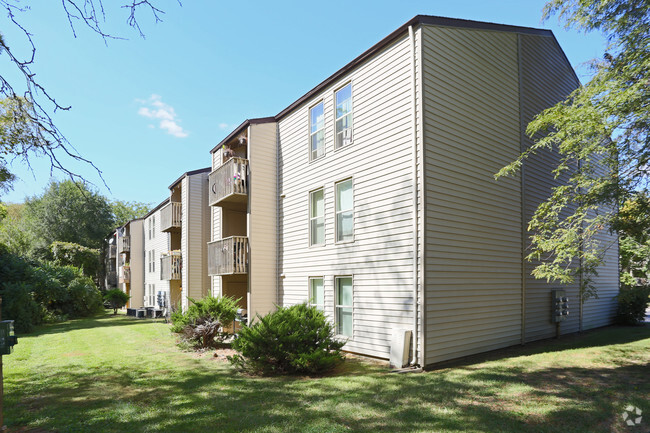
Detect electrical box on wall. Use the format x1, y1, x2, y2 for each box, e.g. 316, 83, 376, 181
551, 289, 569, 323
390, 328, 412, 368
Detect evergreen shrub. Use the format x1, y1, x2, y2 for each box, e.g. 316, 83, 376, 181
229, 303, 345, 375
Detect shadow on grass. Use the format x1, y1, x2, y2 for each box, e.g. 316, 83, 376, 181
6, 319, 650, 433
23, 312, 166, 337
428, 324, 650, 372
7, 355, 649, 433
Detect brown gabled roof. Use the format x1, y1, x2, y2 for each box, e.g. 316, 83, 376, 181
210, 15, 560, 154
142, 197, 170, 219
168, 167, 212, 190
209, 117, 276, 154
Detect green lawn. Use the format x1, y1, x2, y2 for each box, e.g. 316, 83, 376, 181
4, 313, 649, 433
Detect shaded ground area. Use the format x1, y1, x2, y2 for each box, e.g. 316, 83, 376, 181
4, 313, 649, 433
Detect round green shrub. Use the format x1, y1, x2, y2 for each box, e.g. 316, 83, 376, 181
616, 285, 650, 325
230, 303, 345, 375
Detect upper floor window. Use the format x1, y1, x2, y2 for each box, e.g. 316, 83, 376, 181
152, 215, 156, 238
335, 83, 353, 149
309, 277, 324, 311
310, 188, 324, 246
335, 179, 354, 242
310, 102, 325, 161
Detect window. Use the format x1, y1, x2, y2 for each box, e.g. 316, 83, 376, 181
335, 276, 353, 337
309, 102, 324, 161
309, 277, 324, 311
335, 179, 353, 242
148, 219, 152, 240
147, 284, 156, 307
335, 83, 353, 149
309, 188, 324, 246
148, 250, 155, 273
152, 215, 156, 239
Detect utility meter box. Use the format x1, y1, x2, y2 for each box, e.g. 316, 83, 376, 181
0, 320, 17, 355
390, 328, 412, 368
551, 289, 569, 323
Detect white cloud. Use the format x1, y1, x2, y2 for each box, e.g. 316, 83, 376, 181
218, 123, 230, 130
137, 95, 188, 138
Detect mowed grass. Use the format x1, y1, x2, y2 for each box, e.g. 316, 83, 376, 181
4, 313, 649, 433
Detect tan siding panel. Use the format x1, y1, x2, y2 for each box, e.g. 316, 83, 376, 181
422, 26, 522, 365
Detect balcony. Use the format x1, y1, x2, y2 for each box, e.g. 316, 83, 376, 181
119, 236, 131, 253
161, 202, 182, 232
208, 236, 248, 275
119, 265, 131, 283
209, 157, 248, 208
108, 244, 117, 259
107, 271, 117, 286
161, 251, 182, 281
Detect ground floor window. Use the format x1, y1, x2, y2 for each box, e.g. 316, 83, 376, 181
309, 277, 324, 311
335, 276, 353, 337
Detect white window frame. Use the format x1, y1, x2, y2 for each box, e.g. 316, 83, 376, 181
334, 83, 353, 149
335, 276, 353, 337
309, 188, 325, 246
335, 178, 354, 243
152, 215, 156, 239
309, 101, 325, 161
308, 277, 324, 311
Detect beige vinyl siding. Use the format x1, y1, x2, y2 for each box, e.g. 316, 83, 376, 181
129, 220, 145, 308
143, 206, 170, 308
278, 33, 416, 359
583, 161, 619, 329
181, 173, 210, 310
422, 26, 522, 364
519, 34, 582, 340
248, 122, 278, 318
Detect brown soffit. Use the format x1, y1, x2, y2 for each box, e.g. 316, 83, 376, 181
210, 15, 558, 152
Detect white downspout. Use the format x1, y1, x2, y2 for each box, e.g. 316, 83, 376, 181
408, 25, 419, 366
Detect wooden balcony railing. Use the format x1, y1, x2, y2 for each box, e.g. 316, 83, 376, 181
119, 236, 130, 253
119, 265, 131, 283
160, 252, 182, 281
207, 236, 248, 275
108, 244, 117, 258
209, 157, 248, 207
161, 202, 182, 232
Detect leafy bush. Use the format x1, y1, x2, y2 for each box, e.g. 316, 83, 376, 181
104, 289, 130, 314
49, 241, 100, 279
0, 243, 103, 331
0, 281, 42, 333
229, 303, 345, 375
170, 296, 239, 348
68, 276, 104, 316
616, 285, 650, 325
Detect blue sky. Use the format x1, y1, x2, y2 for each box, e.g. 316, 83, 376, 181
1, 0, 607, 205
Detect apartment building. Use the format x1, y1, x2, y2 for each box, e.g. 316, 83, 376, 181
117, 219, 145, 309
207, 15, 619, 367
160, 168, 211, 311
143, 199, 171, 309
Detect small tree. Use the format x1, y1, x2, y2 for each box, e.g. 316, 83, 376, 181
104, 289, 130, 315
